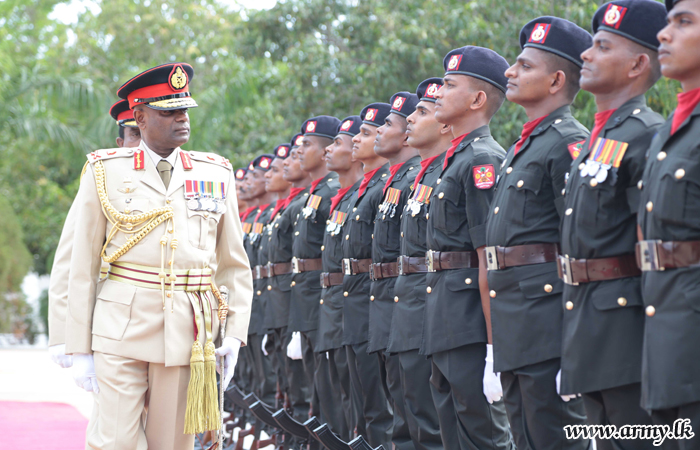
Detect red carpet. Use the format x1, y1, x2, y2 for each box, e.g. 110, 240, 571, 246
0, 401, 87, 449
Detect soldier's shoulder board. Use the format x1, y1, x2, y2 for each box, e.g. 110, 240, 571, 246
86, 148, 136, 164
187, 151, 232, 170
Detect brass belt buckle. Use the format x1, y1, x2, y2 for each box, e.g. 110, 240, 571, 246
342, 258, 353, 276
426, 250, 436, 273
369, 264, 376, 281
292, 257, 301, 274
397, 256, 405, 275
558, 255, 577, 286
638, 240, 663, 272
320, 273, 327, 289
485, 246, 499, 271
266, 262, 274, 277
254, 265, 262, 279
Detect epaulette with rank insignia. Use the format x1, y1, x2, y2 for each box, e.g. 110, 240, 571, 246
187, 151, 232, 170
86, 148, 138, 164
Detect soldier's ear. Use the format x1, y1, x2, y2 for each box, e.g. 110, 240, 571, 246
133, 107, 147, 129
116, 137, 124, 147
440, 124, 452, 135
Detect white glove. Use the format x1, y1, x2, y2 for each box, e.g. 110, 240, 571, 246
556, 369, 580, 402
215, 337, 242, 392
261, 334, 269, 356
72, 353, 99, 393
287, 332, 303, 360
49, 344, 73, 368
483, 344, 503, 404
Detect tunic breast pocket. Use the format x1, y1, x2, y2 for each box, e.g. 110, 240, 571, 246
501, 169, 543, 226
432, 181, 466, 233
349, 211, 374, 252
653, 161, 700, 227
374, 213, 401, 248
187, 209, 221, 250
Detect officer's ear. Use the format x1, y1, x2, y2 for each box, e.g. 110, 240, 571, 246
116, 137, 124, 147
133, 106, 147, 130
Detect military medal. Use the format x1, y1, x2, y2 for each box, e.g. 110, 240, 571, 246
409, 184, 432, 217
327, 210, 347, 236
584, 137, 629, 184
303, 194, 322, 219
185, 180, 226, 211
383, 188, 401, 218
595, 164, 610, 183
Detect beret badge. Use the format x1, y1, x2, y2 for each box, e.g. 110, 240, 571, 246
392, 96, 406, 111
529, 23, 551, 44
169, 65, 188, 91
426, 84, 440, 98
260, 157, 271, 169
447, 54, 462, 71
295, 135, 304, 146
341, 120, 353, 131
306, 121, 317, 133
603, 4, 627, 29
365, 108, 377, 121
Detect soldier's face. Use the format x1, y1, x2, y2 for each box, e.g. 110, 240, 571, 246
325, 134, 354, 172
658, 0, 700, 87
374, 113, 407, 158
298, 135, 326, 173
505, 48, 556, 107
283, 148, 306, 183
116, 127, 141, 148
406, 102, 443, 150
434, 74, 478, 125
135, 107, 190, 149
265, 158, 290, 193
580, 31, 644, 95
351, 124, 379, 163
240, 173, 254, 200
236, 181, 247, 201
250, 168, 268, 198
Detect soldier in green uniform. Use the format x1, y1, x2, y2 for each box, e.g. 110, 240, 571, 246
636, 1, 700, 448
343, 103, 394, 448
558, 2, 666, 449
484, 18, 592, 450
316, 116, 365, 440
369, 92, 421, 450
426, 46, 513, 450
387, 78, 451, 450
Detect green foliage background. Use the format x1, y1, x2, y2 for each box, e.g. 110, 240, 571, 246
1, 0, 677, 289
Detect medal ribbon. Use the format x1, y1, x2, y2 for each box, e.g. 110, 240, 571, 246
306, 194, 322, 211
186, 180, 226, 199
242, 222, 252, 234
329, 210, 347, 226
252, 223, 264, 234
588, 138, 629, 169
384, 187, 401, 206
411, 184, 433, 204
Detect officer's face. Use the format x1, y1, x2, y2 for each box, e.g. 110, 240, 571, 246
298, 135, 326, 173
504, 48, 556, 106
406, 102, 442, 149
658, 1, 700, 87
351, 124, 379, 162
249, 168, 268, 198
580, 31, 643, 95
116, 127, 141, 148
265, 158, 291, 193
135, 107, 190, 150
374, 113, 407, 158
325, 134, 354, 172
434, 74, 478, 125
283, 148, 307, 183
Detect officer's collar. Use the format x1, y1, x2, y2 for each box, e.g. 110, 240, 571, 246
601, 95, 648, 133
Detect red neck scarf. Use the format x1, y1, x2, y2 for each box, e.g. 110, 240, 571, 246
253, 203, 270, 223
269, 198, 287, 220
588, 109, 616, 148
357, 166, 383, 198
443, 133, 468, 169
240, 205, 258, 221
416, 155, 441, 186
672, 87, 700, 135
283, 186, 305, 208
309, 176, 325, 195
514, 115, 548, 155
382, 163, 404, 194
330, 185, 352, 214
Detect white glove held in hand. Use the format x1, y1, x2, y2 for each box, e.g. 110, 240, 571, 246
72, 353, 99, 393
483, 344, 503, 404
287, 332, 303, 360
215, 337, 242, 392
49, 344, 73, 368
261, 334, 269, 356
556, 369, 580, 402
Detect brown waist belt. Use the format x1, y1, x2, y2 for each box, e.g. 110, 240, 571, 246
636, 239, 700, 271
253, 265, 270, 280
397, 256, 428, 275
342, 258, 372, 276
484, 243, 559, 271
557, 254, 640, 285
426, 250, 479, 272
291, 257, 323, 274
370, 262, 399, 281
320, 272, 344, 289
268, 262, 293, 277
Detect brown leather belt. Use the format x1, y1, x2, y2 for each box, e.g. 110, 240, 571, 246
253, 265, 270, 280
425, 250, 479, 272
268, 262, 293, 277
291, 257, 323, 274
397, 256, 428, 275
342, 258, 372, 276
557, 254, 640, 285
370, 262, 399, 281
636, 240, 700, 271
320, 272, 344, 289
484, 243, 559, 271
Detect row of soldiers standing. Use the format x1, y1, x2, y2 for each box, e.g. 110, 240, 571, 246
233, 1, 700, 449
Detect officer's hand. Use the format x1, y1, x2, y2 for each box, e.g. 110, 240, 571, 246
72, 353, 99, 393
215, 337, 242, 391
261, 334, 269, 356
49, 344, 73, 368
287, 332, 303, 360
483, 344, 503, 404
556, 369, 580, 402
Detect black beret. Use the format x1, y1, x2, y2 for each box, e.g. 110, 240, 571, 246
666, 0, 678, 11
290, 133, 304, 149
360, 103, 391, 127
520, 17, 593, 68
117, 62, 197, 110
389, 92, 419, 118
251, 154, 274, 171
301, 116, 341, 139
337, 115, 362, 137
274, 144, 291, 159
109, 99, 137, 128
416, 78, 444, 103
235, 167, 247, 181
592, 1, 666, 50
443, 46, 510, 92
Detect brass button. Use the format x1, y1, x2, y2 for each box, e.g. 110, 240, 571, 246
506, 167, 513, 174
295, 231, 300, 236
494, 207, 499, 214
437, 178, 442, 184
204, 213, 209, 218
544, 284, 553, 293
353, 207, 357, 212
646, 201, 653, 212
489, 290, 496, 298
409, 166, 414, 170
275, 223, 279, 228
590, 179, 598, 187
256, 290, 262, 296
320, 299, 324, 305
554, 119, 562, 124
426, 286, 432, 293
321, 245, 325, 251
578, 163, 585, 171
676, 168, 686, 179
394, 296, 399, 303
344, 291, 349, 297
383, 215, 386, 220
356, 215, 360, 220
346, 235, 350, 240
124, 208, 131, 214
657, 152, 667, 161
474, 137, 480, 142
637, 180, 643, 190
646, 305, 655, 317
372, 234, 374, 239
617, 297, 627, 306
326, 220, 331, 224
633, 108, 641, 115
561, 188, 566, 196
291, 281, 296, 287
426, 213, 429, 220
167, 292, 172, 298
565, 208, 573, 216
438, 192, 444, 199
401, 232, 404, 237
370, 295, 375, 301
166, 198, 172, 204
566, 301, 574, 310
382, 173, 387, 177
267, 285, 272, 291
517, 180, 524, 188
465, 278, 472, 285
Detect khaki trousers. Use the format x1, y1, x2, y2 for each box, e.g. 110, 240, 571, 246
87, 352, 194, 450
